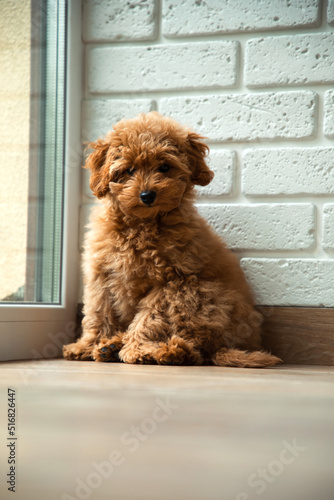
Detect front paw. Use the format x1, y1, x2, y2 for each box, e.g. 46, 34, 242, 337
92, 339, 122, 363
118, 350, 156, 365
63, 342, 92, 361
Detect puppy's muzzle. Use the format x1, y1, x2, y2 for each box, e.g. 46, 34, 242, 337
140, 190, 156, 205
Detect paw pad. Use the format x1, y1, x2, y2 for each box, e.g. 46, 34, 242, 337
95, 343, 121, 362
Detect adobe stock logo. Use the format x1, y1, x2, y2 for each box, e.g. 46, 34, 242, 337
61, 397, 178, 500
236, 439, 307, 500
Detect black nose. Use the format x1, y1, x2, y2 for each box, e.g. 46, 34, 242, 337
140, 190, 156, 205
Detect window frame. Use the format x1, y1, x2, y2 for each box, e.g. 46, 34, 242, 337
0, 0, 82, 361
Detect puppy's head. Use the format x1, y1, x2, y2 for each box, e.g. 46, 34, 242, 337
85, 112, 214, 219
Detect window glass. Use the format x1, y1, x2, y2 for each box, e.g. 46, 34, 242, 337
0, 0, 66, 303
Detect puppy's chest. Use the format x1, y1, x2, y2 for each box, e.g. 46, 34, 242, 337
109, 227, 200, 287
114, 238, 170, 283
105, 233, 169, 306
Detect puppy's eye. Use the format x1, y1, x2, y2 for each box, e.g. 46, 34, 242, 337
158, 164, 170, 173
126, 168, 135, 176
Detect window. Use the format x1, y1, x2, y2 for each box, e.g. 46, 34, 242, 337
0, 0, 81, 361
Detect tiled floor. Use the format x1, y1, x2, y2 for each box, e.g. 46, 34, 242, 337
1, 360, 333, 500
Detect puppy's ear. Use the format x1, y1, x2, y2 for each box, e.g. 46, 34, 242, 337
85, 138, 111, 198
185, 132, 214, 186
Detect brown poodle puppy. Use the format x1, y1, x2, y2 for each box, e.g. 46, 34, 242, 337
63, 112, 281, 368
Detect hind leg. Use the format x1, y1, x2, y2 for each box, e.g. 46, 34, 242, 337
153, 335, 202, 365
117, 298, 202, 365
120, 334, 202, 366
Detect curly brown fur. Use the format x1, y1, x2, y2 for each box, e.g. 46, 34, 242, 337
63, 112, 281, 368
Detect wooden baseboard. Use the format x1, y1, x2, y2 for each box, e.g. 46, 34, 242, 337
259, 306, 334, 366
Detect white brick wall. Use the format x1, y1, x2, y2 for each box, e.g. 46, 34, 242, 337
82, 98, 154, 142
324, 89, 334, 138
242, 148, 334, 195
83, 0, 157, 42
328, 0, 334, 26
88, 42, 239, 93
241, 259, 334, 307
245, 33, 334, 87
197, 204, 315, 251
82, 0, 334, 306
161, 0, 321, 36
159, 92, 317, 141
323, 204, 334, 250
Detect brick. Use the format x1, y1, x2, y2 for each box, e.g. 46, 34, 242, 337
83, 0, 157, 42
246, 33, 334, 87
87, 42, 239, 94
241, 259, 334, 306
82, 99, 154, 142
196, 151, 235, 197
162, 0, 320, 37
323, 205, 334, 250
242, 148, 334, 196
159, 92, 317, 142
324, 90, 334, 138
328, 0, 334, 25
196, 203, 315, 251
